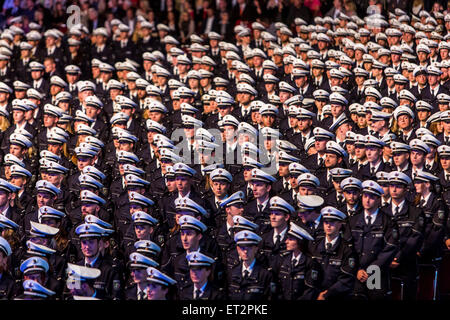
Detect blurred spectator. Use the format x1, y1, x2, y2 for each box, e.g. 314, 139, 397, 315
219, 11, 233, 41
305, 0, 322, 16
201, 6, 220, 35
231, 0, 257, 27
167, 10, 179, 35
287, 0, 313, 28
88, 6, 105, 33
344, 0, 357, 16
179, 10, 196, 44
325, 0, 344, 18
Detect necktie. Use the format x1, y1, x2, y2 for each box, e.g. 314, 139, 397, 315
370, 167, 375, 176
275, 234, 281, 246
426, 164, 431, 171
394, 206, 399, 216
258, 204, 263, 213
326, 242, 332, 252
367, 215, 372, 225
243, 270, 249, 279
337, 194, 343, 205
445, 136, 449, 144
138, 291, 145, 300
302, 136, 306, 146
85, 262, 92, 268
292, 258, 298, 268
284, 181, 290, 190
419, 199, 425, 208
446, 174, 450, 182
194, 289, 201, 300
318, 157, 324, 167
247, 187, 253, 198
216, 201, 220, 209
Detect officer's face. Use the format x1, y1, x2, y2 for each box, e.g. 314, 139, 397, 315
24, 272, 45, 285
410, 150, 425, 166
365, 147, 382, 163
190, 267, 211, 284
414, 181, 428, 195
325, 153, 341, 168
212, 181, 229, 198
251, 181, 270, 199
81, 203, 100, 217
344, 189, 360, 205
314, 138, 327, 152
31, 70, 43, 80
131, 268, 148, 283
441, 156, 450, 170
323, 219, 341, 237
393, 152, 409, 166
270, 211, 289, 228
77, 156, 94, 171
12, 110, 25, 123
418, 110, 430, 121
10, 175, 26, 188
46, 172, 63, 187
299, 186, 315, 196
0, 190, 10, 207
180, 229, 202, 251
149, 111, 164, 122
355, 146, 366, 159
236, 244, 257, 262
227, 204, 244, 217
262, 115, 275, 127
134, 224, 153, 240
165, 178, 177, 192
37, 192, 54, 208
279, 92, 292, 104
223, 125, 236, 141
43, 114, 57, 128
176, 176, 191, 193
47, 143, 62, 155
285, 236, 299, 252
81, 238, 100, 257
146, 283, 168, 300
389, 183, 407, 200
298, 118, 312, 131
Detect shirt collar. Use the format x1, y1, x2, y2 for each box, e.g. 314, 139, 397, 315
178, 190, 191, 200
325, 235, 339, 248
392, 199, 406, 214
421, 192, 432, 205
242, 259, 256, 276
274, 227, 288, 243
364, 208, 379, 222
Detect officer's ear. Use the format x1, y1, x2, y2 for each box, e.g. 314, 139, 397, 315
266, 184, 272, 193
197, 232, 203, 241
95, 205, 100, 214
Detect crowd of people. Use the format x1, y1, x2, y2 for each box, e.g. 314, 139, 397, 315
0, 0, 448, 301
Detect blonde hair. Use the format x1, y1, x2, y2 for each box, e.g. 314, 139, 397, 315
0, 116, 10, 132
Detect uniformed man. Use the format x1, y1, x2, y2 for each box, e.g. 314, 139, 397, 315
302, 206, 357, 300
350, 180, 398, 300
227, 230, 275, 300
178, 252, 225, 300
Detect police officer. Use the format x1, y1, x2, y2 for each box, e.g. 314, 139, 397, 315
302, 207, 357, 300
274, 222, 313, 300
74, 222, 123, 300
227, 230, 275, 300
350, 180, 398, 300
178, 252, 225, 300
